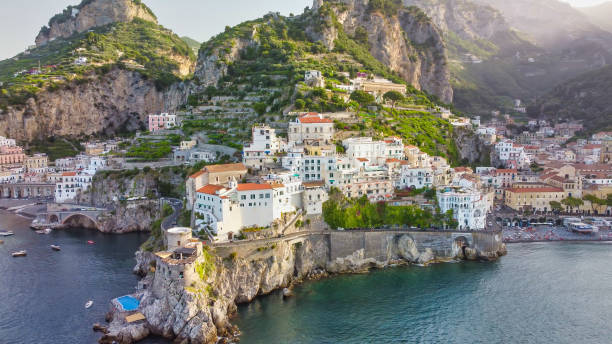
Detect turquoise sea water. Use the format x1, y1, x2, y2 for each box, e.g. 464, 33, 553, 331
236, 242, 612, 344
0, 210, 166, 344
4, 208, 612, 344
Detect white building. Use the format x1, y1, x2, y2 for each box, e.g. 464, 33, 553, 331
343, 136, 404, 165
243, 125, 286, 170
288, 113, 334, 146
194, 180, 281, 242
0, 136, 16, 147
398, 166, 433, 189
495, 139, 530, 169
54, 171, 93, 203
148, 113, 177, 132
437, 187, 489, 230
304, 70, 324, 87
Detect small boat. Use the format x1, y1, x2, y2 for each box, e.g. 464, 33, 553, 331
0, 230, 14, 237
87, 240, 95, 245
12, 250, 27, 257
35, 230, 45, 234
85, 300, 94, 309
51, 245, 61, 251
44, 228, 53, 234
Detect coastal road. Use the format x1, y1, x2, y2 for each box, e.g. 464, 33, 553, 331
161, 198, 183, 231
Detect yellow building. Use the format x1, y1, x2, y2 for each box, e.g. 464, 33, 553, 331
505, 184, 565, 212
24, 154, 48, 172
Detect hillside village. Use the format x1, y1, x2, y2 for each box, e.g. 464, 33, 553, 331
2, 69, 611, 243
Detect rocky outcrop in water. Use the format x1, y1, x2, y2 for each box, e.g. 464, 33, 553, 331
0, 68, 192, 142
36, 0, 158, 46
100, 231, 506, 343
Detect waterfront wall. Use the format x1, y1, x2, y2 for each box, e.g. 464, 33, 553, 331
215, 229, 505, 264
101, 229, 505, 344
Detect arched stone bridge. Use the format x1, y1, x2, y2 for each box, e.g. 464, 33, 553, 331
0, 183, 55, 199
32, 205, 106, 230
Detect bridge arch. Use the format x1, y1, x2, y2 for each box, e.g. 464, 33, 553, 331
61, 213, 99, 230
49, 214, 59, 223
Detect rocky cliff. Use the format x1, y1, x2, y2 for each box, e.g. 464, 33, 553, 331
0, 68, 190, 142
36, 0, 158, 46
100, 231, 506, 343
316, 0, 453, 103
97, 200, 161, 234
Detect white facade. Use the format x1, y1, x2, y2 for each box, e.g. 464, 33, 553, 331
495, 139, 530, 168
343, 137, 404, 165
148, 113, 177, 132
288, 113, 334, 146
0, 136, 16, 147
194, 181, 280, 242
437, 187, 488, 230
398, 166, 433, 189
54, 171, 93, 203
243, 125, 286, 169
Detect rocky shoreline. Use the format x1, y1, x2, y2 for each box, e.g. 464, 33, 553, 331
99, 231, 507, 344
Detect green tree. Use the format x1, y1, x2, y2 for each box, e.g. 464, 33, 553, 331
549, 201, 563, 213
350, 90, 375, 109
561, 197, 584, 213
253, 102, 267, 116
383, 90, 404, 108
583, 194, 603, 213
294, 99, 305, 110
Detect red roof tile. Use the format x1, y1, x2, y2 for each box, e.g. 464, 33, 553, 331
507, 187, 563, 193
62, 172, 77, 177
196, 184, 226, 195
237, 183, 272, 191
189, 171, 205, 179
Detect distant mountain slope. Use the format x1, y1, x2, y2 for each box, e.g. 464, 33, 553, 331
0, 0, 195, 141
579, 2, 612, 33
181, 36, 201, 52
531, 65, 612, 131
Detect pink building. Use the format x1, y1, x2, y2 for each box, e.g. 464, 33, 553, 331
148, 113, 177, 132
0, 146, 25, 166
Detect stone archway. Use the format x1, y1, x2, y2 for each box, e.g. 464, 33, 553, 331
49, 214, 59, 223
62, 214, 99, 230
453, 236, 470, 259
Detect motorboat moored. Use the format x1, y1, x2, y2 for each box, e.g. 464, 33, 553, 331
85, 300, 94, 309
51, 245, 61, 251
12, 250, 27, 257
0, 230, 14, 237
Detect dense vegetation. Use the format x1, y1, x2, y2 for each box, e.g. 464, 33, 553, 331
531, 64, 612, 132
323, 188, 458, 230
0, 18, 195, 108
25, 137, 84, 161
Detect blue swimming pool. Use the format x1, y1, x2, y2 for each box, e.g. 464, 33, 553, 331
116, 295, 139, 311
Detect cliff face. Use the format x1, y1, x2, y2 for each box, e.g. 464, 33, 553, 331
0, 68, 191, 141
97, 200, 161, 234
100, 231, 506, 343
36, 0, 158, 46
453, 126, 491, 164
317, 0, 453, 103
403, 0, 509, 44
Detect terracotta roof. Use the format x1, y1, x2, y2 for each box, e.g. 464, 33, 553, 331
297, 113, 332, 123
189, 170, 205, 179
357, 158, 369, 162
405, 145, 418, 149
454, 167, 472, 173
583, 144, 602, 149
204, 163, 246, 173
506, 187, 563, 193
496, 169, 517, 174
303, 181, 325, 188
62, 172, 77, 177
269, 182, 285, 189
196, 184, 226, 195
386, 158, 402, 163
237, 183, 272, 191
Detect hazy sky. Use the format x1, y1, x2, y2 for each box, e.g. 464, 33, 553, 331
0, 0, 608, 60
